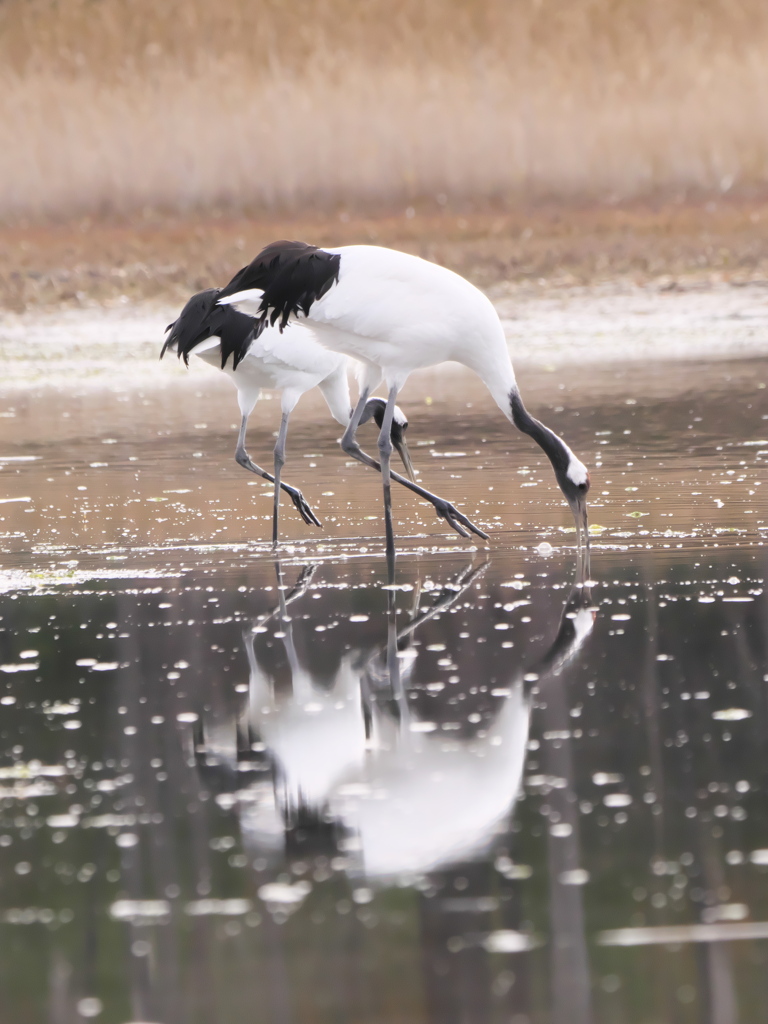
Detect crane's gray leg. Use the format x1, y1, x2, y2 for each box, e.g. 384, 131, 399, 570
377, 385, 400, 577
272, 411, 290, 546
340, 396, 488, 542
340, 388, 372, 457
235, 414, 321, 529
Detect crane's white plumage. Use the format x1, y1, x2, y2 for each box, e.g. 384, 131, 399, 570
192, 319, 351, 426
220, 245, 506, 388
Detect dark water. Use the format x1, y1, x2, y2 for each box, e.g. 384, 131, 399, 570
1, 357, 768, 1023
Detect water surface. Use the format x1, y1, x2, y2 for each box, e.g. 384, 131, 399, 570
1, 356, 767, 1023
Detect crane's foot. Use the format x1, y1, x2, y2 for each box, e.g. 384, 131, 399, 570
285, 487, 322, 528
433, 500, 488, 541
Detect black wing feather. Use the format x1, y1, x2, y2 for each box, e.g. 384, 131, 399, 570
161, 287, 256, 370
218, 240, 341, 337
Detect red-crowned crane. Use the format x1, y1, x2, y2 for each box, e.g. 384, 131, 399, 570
214, 242, 591, 568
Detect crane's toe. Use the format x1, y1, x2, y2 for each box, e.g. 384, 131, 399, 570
287, 489, 323, 528
433, 500, 489, 541
441, 514, 470, 539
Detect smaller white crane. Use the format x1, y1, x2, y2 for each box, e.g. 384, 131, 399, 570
162, 288, 416, 545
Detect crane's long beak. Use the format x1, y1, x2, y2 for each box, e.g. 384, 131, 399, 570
570, 496, 590, 552
393, 435, 417, 483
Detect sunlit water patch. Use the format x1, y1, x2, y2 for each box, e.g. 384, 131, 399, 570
1, 357, 767, 566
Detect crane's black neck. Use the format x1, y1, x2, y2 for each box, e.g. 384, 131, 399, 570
509, 389, 570, 475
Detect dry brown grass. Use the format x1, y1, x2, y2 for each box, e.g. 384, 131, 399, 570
2, 199, 768, 311
1, 0, 768, 222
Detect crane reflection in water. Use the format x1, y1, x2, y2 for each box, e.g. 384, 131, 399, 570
194, 561, 594, 881
190, 557, 597, 1023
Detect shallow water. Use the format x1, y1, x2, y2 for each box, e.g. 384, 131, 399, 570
1, 356, 768, 1023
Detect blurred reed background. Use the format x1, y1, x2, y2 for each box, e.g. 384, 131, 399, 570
1, 0, 767, 222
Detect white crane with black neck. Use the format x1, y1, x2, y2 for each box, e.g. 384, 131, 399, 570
162, 287, 416, 545
215, 241, 591, 569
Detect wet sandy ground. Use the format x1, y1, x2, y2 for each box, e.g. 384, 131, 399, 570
1, 301, 768, 1022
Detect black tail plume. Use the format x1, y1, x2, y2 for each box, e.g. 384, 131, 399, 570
161, 288, 257, 370
219, 240, 340, 336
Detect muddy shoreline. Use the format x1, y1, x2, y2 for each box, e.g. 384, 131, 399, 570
2, 199, 768, 312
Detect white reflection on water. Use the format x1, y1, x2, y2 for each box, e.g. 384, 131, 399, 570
599, 922, 768, 945
196, 559, 595, 882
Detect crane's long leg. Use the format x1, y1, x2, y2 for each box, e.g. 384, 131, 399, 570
272, 411, 290, 546
235, 414, 321, 529
340, 391, 488, 543
377, 385, 399, 577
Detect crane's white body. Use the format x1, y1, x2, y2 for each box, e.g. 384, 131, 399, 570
220, 244, 588, 490
221, 246, 516, 417
191, 320, 351, 425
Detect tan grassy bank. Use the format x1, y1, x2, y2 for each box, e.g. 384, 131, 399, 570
1, 0, 768, 221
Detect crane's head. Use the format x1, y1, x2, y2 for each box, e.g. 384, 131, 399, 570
162, 288, 220, 363
363, 397, 416, 483
554, 457, 590, 543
